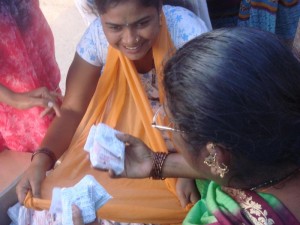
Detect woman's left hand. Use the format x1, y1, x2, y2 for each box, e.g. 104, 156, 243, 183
20, 87, 63, 117
112, 133, 154, 179
176, 178, 200, 209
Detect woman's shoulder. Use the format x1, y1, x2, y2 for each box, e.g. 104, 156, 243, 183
163, 5, 210, 48
76, 18, 108, 67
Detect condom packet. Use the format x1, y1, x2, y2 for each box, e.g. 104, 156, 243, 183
84, 123, 125, 175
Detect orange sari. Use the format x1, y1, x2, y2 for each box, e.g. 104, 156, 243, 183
24, 15, 186, 224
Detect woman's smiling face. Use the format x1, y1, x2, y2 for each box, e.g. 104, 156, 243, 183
100, 0, 161, 61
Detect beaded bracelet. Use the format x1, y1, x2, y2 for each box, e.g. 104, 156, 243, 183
149, 152, 169, 180
31, 147, 57, 170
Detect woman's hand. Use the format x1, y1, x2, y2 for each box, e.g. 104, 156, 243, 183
16, 154, 52, 204
109, 133, 154, 178
11, 87, 62, 117
176, 178, 200, 209
72, 205, 98, 225
72, 205, 84, 225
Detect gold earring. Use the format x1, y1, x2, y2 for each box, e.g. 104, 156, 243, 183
204, 143, 229, 178
216, 163, 229, 178
204, 152, 216, 167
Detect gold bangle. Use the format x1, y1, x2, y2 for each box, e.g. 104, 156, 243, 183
31, 147, 57, 170
149, 152, 169, 180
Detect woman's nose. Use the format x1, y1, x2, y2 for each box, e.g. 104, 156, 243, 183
122, 28, 138, 45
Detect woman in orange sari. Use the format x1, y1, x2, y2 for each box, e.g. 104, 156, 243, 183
16, 0, 210, 224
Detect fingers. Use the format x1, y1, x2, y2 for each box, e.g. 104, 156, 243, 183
39, 100, 61, 117
115, 133, 140, 146
107, 169, 123, 178
177, 190, 189, 208
190, 190, 201, 204
72, 205, 84, 225
27, 87, 62, 117
29, 178, 42, 199
176, 178, 200, 208
16, 179, 30, 204
177, 191, 200, 209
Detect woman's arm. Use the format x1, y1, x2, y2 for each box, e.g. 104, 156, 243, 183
39, 53, 100, 160
16, 53, 101, 202
113, 133, 204, 179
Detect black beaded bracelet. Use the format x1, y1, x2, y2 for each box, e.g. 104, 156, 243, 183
31, 147, 57, 170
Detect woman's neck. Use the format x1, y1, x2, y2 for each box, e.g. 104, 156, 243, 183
134, 49, 154, 73
263, 171, 300, 221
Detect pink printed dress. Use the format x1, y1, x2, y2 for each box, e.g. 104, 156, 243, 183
0, 0, 61, 152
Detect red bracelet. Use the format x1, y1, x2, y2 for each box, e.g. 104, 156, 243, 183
149, 152, 169, 180
31, 147, 57, 170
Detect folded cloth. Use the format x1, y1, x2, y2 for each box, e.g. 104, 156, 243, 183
84, 123, 125, 175
7, 202, 21, 225
49, 175, 112, 225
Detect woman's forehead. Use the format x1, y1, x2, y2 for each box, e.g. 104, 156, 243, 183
100, 0, 157, 22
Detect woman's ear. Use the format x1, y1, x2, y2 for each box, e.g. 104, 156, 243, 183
205, 143, 230, 178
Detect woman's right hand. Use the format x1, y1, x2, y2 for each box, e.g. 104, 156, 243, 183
111, 133, 154, 179
14, 87, 62, 117
16, 154, 51, 204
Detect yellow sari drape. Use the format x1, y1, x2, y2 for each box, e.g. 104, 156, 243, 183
24, 15, 186, 224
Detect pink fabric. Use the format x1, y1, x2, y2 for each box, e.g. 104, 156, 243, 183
0, 0, 61, 152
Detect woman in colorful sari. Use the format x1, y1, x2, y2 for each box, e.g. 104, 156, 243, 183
207, 0, 300, 47
0, 0, 61, 152
16, 0, 210, 224
110, 27, 300, 224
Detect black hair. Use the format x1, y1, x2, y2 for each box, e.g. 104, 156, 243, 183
94, 0, 162, 14
163, 27, 300, 184
1, 0, 32, 31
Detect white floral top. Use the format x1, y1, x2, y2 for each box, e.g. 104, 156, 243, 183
76, 5, 209, 67
76, 5, 209, 151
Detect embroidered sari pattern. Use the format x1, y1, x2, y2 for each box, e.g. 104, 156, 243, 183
184, 180, 300, 225
222, 187, 275, 225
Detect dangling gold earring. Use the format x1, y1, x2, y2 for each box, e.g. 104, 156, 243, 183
216, 163, 229, 178
204, 152, 216, 167
204, 143, 229, 178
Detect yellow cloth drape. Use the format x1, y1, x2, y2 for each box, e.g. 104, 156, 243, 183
24, 14, 186, 224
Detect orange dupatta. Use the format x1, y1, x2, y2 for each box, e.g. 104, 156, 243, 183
24, 15, 187, 224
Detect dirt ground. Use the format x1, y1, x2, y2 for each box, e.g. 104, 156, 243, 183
40, 0, 87, 94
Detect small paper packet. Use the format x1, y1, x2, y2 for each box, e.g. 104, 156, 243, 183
49, 175, 112, 225
84, 123, 125, 175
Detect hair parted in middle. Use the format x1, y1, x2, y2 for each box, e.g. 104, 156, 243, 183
94, 0, 162, 14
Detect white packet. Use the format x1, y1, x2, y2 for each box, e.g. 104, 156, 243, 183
84, 123, 125, 175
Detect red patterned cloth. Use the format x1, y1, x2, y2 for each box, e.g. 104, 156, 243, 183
0, 0, 61, 152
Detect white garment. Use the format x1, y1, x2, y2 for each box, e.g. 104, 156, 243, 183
76, 5, 210, 67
